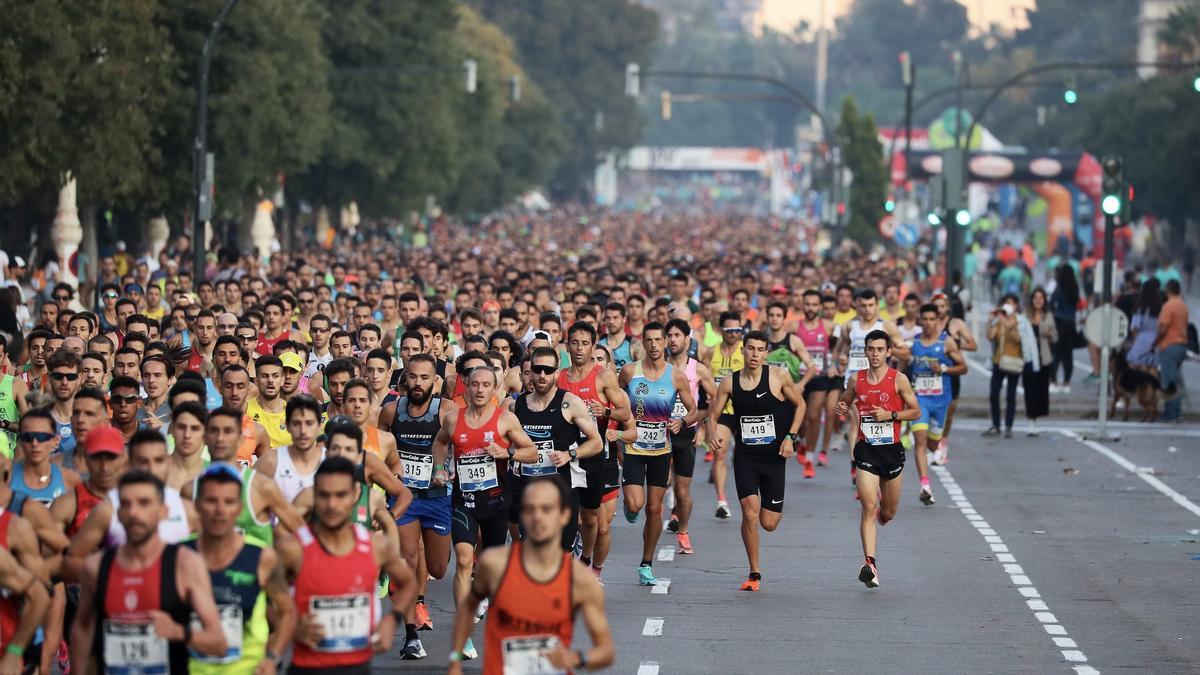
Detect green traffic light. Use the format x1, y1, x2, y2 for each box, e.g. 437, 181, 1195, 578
884, 200, 895, 213
1193, 75, 1200, 93
1063, 89, 1077, 105
1101, 194, 1121, 216
927, 212, 942, 227
955, 209, 971, 226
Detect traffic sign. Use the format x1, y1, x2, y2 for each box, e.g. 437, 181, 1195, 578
878, 214, 896, 238
1084, 305, 1129, 348
893, 222, 918, 248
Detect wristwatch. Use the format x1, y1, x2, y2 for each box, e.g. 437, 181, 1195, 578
576, 649, 589, 670
890, 411, 898, 422
506, 446, 515, 459
786, 433, 800, 442
568, 448, 578, 460
265, 650, 284, 670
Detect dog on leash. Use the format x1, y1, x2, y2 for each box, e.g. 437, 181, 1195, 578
1109, 350, 1179, 422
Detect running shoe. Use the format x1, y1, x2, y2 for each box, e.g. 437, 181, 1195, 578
715, 501, 732, 520
1085, 373, 1100, 384
740, 575, 760, 592
796, 444, 808, 464
704, 447, 714, 462
638, 564, 657, 586
463, 637, 479, 660
56, 640, 70, 674
817, 450, 828, 467
858, 560, 880, 588
933, 442, 949, 466
473, 597, 489, 624
677, 532, 693, 554
623, 502, 639, 524
919, 487, 935, 506
803, 460, 816, 479
666, 513, 680, 533
981, 427, 1000, 437
572, 531, 584, 557
400, 636, 427, 660
415, 600, 433, 631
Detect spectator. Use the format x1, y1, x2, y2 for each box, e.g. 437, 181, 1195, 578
1126, 279, 1162, 374
1048, 263, 1080, 393
1023, 288, 1057, 435
1155, 279, 1189, 422
985, 294, 1026, 438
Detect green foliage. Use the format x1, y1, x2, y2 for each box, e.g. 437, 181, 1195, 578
837, 96, 886, 244
469, 0, 659, 200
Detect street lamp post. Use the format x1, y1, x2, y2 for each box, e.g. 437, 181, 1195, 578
192, 0, 242, 280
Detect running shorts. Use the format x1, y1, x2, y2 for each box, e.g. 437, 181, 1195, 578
804, 375, 840, 395
578, 447, 608, 510
451, 505, 510, 548
852, 440, 905, 479
949, 374, 961, 400
621, 453, 671, 488
913, 400, 950, 439
671, 426, 697, 479
395, 494, 452, 536
733, 449, 787, 512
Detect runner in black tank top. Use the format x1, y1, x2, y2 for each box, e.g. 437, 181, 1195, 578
514, 388, 582, 551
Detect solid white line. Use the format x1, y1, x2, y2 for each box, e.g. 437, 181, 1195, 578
637, 662, 661, 675
1060, 430, 1200, 518
656, 547, 675, 562
651, 578, 671, 594
931, 465, 1092, 669
642, 618, 664, 636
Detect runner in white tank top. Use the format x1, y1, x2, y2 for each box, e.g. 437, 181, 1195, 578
104, 486, 191, 546
273, 445, 327, 503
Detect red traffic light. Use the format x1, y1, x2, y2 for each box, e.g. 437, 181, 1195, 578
836, 202, 846, 215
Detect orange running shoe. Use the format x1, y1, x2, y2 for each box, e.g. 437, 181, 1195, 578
677, 532, 693, 554
740, 574, 761, 591
415, 601, 433, 631
704, 448, 714, 462
803, 460, 816, 479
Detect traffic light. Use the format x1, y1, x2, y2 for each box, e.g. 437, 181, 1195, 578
955, 209, 971, 227
1100, 155, 1123, 217
1193, 74, 1200, 93
1063, 76, 1078, 105
884, 198, 895, 213
927, 210, 942, 227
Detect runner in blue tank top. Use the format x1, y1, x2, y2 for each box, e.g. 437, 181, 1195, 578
910, 304, 967, 506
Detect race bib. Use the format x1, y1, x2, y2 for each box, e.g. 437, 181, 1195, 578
739, 415, 776, 446
670, 395, 687, 420
522, 440, 558, 477
400, 451, 434, 489
914, 375, 943, 397
861, 419, 896, 445
457, 454, 499, 492
501, 634, 566, 675
633, 421, 667, 451
310, 592, 372, 652
848, 354, 869, 372
189, 604, 243, 664
103, 620, 169, 675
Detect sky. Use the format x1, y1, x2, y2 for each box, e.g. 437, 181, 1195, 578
759, 0, 1036, 34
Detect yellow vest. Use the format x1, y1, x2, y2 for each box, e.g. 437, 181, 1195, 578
708, 344, 744, 414
246, 397, 291, 450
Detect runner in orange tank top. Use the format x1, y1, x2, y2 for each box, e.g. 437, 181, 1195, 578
448, 477, 614, 674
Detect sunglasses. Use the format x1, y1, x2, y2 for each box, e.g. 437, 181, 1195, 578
199, 462, 243, 483
239, 335, 257, 342
530, 364, 557, 376
103, 292, 119, 299
54, 295, 71, 302
49, 372, 80, 382
722, 327, 745, 334
18, 431, 54, 444
110, 394, 140, 404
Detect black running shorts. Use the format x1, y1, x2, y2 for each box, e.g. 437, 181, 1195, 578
671, 426, 697, 479
852, 440, 905, 480
451, 505, 510, 549
950, 374, 961, 401
733, 449, 787, 512
621, 452, 671, 489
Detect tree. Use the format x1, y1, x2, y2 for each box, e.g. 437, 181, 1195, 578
289, 0, 464, 218
469, 0, 659, 200
1158, 0, 1200, 62
837, 96, 886, 244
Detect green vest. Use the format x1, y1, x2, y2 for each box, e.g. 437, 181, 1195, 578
184, 536, 270, 675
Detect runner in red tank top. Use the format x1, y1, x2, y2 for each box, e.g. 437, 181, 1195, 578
559, 322, 632, 580
70, 469, 226, 674
834, 329, 920, 591
448, 478, 614, 675
0, 545, 48, 672
275, 455, 416, 675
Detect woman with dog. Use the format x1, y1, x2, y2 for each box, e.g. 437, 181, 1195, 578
1023, 289, 1057, 436
1126, 279, 1162, 375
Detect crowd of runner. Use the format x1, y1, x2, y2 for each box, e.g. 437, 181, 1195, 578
0, 210, 976, 673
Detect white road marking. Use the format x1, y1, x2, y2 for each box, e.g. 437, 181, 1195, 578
1059, 430, 1200, 519
637, 662, 661, 675
954, 418, 1200, 439
657, 547, 675, 562
642, 618, 664, 636
651, 578, 671, 594
932, 465, 1093, 669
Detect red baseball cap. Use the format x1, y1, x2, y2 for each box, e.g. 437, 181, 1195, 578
85, 425, 126, 456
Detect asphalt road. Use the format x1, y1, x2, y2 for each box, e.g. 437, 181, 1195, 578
374, 408, 1200, 673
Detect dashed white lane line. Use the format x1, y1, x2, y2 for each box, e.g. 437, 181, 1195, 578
651, 578, 671, 594
656, 546, 675, 562
637, 662, 661, 675
1059, 429, 1200, 519
932, 464, 1095, 672
642, 618, 664, 636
